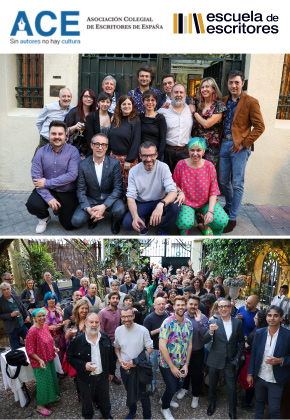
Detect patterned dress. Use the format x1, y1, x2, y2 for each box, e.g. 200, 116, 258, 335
25, 324, 59, 405
44, 307, 67, 363
192, 100, 227, 166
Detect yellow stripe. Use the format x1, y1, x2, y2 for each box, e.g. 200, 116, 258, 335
184, 16, 187, 34
197, 13, 205, 34
173, 14, 178, 34
188, 13, 192, 34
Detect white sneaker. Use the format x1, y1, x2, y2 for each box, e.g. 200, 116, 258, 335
160, 408, 175, 420
191, 396, 199, 409
177, 388, 188, 400
159, 399, 179, 408
35, 216, 50, 234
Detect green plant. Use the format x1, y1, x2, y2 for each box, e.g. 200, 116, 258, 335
102, 239, 149, 272
15, 241, 61, 286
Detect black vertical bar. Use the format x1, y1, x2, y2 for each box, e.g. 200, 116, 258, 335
193, 13, 200, 34
178, 13, 183, 34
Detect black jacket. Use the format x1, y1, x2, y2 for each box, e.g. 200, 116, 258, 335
127, 349, 153, 407
20, 288, 39, 309
66, 331, 114, 381
86, 109, 113, 155
103, 275, 117, 289
0, 295, 30, 334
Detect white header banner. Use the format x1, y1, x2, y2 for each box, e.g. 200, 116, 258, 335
1, 0, 290, 53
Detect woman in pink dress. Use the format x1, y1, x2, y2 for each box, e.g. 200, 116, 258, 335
173, 137, 229, 235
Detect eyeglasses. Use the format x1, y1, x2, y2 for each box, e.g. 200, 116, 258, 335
121, 315, 134, 319
144, 99, 156, 103
140, 153, 157, 159
83, 95, 93, 99
91, 142, 108, 148
218, 305, 230, 309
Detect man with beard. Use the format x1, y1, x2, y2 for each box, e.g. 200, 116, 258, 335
177, 295, 208, 409
114, 306, 153, 419
158, 84, 193, 173
144, 297, 170, 392
66, 312, 114, 419
128, 66, 161, 114
123, 141, 180, 235
235, 295, 259, 337
26, 120, 80, 233
159, 296, 193, 420
36, 88, 73, 147
99, 292, 122, 385
157, 75, 191, 109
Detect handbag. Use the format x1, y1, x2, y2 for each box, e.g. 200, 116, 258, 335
5, 349, 29, 379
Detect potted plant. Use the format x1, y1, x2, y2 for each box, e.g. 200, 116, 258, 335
223, 276, 246, 299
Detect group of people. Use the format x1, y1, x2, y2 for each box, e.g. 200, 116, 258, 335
0, 262, 289, 419
26, 66, 265, 235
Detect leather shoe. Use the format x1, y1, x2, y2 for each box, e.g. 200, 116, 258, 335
223, 219, 236, 233
207, 403, 216, 416
88, 219, 98, 229
112, 375, 121, 385
111, 218, 120, 234
229, 412, 237, 419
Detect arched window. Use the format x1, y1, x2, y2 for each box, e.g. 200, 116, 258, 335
259, 252, 280, 305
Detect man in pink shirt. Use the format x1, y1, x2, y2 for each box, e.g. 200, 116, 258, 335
99, 291, 122, 385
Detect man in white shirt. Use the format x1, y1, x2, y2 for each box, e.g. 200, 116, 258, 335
247, 305, 290, 419
123, 141, 180, 235
158, 83, 193, 173
66, 312, 114, 419
36, 88, 73, 147
115, 306, 153, 419
271, 285, 289, 319
203, 298, 244, 419
71, 134, 126, 233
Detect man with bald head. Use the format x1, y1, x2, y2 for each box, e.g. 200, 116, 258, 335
83, 284, 103, 311
66, 312, 114, 419
235, 295, 259, 337
144, 297, 170, 392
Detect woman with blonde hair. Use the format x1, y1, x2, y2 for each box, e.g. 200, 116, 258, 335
190, 77, 226, 167
79, 277, 90, 296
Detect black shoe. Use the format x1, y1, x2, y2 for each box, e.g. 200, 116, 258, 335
223, 207, 230, 215
229, 412, 237, 419
223, 219, 236, 233
207, 403, 216, 416
111, 218, 120, 234
88, 219, 98, 229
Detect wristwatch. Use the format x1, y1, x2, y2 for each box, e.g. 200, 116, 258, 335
160, 200, 166, 207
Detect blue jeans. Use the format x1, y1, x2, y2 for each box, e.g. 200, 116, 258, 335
123, 200, 180, 235
8, 324, 28, 350
254, 377, 284, 419
149, 349, 159, 386
159, 366, 184, 409
120, 367, 151, 419
71, 199, 126, 228
219, 140, 251, 220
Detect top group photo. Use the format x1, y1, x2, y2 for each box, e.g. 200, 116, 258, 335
0, 53, 289, 237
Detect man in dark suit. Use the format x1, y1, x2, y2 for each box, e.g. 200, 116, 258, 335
100, 75, 122, 113
247, 305, 290, 419
220, 70, 265, 233
66, 312, 114, 419
203, 298, 244, 418
0, 272, 18, 297
39, 272, 61, 303
71, 133, 126, 234
157, 74, 191, 109
103, 268, 117, 289
0, 283, 30, 350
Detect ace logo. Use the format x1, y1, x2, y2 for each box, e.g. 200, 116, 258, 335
10, 11, 80, 37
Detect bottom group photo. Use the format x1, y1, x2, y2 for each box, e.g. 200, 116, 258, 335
0, 237, 289, 420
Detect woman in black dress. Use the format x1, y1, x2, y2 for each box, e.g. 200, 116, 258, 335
86, 92, 113, 156
140, 90, 167, 160
109, 95, 141, 194
65, 88, 97, 157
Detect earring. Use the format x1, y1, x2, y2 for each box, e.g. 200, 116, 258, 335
201, 95, 204, 102
212, 92, 216, 101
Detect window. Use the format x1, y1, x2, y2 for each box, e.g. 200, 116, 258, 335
276, 54, 290, 120
15, 54, 44, 108
259, 252, 280, 305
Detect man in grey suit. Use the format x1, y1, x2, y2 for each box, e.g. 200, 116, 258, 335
203, 298, 244, 419
71, 133, 126, 234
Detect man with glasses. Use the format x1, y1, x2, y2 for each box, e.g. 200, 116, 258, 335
71, 133, 126, 234
114, 306, 153, 419
0, 273, 18, 297
123, 141, 180, 235
203, 298, 244, 419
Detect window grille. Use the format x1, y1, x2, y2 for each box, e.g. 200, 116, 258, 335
15, 54, 44, 108
277, 54, 290, 120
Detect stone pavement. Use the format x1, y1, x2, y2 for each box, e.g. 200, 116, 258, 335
0, 190, 290, 236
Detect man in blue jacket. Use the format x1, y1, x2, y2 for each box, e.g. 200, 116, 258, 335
247, 305, 290, 419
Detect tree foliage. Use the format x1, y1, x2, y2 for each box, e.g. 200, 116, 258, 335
102, 239, 149, 271
203, 239, 290, 278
